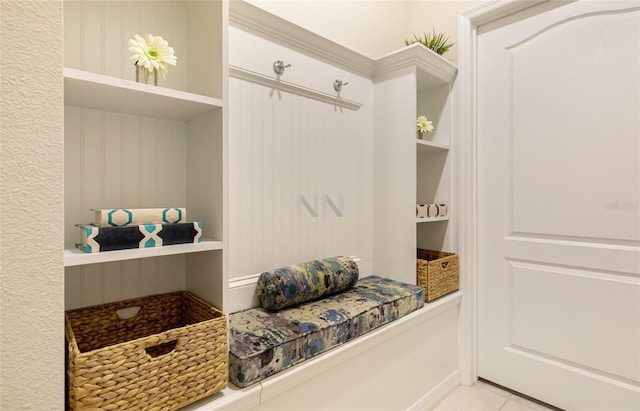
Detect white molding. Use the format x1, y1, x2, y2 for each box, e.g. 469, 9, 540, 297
229, 66, 362, 111
374, 43, 458, 84
228, 272, 261, 290
229, 0, 375, 78
456, 0, 550, 387
461, 0, 547, 26
407, 370, 461, 411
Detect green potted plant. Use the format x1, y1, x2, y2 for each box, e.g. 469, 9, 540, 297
405, 29, 454, 56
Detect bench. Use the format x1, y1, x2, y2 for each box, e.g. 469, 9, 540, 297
227, 257, 424, 388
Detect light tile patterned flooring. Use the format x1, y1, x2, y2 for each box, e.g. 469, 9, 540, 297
432, 380, 558, 411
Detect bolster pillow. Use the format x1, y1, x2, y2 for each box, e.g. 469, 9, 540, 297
257, 256, 359, 311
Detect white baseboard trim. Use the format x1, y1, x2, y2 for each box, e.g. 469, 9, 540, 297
407, 370, 461, 411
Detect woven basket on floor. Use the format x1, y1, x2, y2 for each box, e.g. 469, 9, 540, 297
416, 249, 459, 302
65, 291, 228, 410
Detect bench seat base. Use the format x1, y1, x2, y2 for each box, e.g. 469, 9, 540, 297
228, 276, 425, 387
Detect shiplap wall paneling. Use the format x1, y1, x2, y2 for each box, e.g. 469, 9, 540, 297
62, 109, 189, 241
64, 1, 223, 98
228, 77, 373, 310
64, 107, 189, 310
416, 69, 455, 252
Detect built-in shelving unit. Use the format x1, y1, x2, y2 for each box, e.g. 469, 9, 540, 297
416, 59, 456, 252
374, 42, 457, 284
63, 0, 226, 311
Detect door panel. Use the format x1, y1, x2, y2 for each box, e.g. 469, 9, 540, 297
510, 261, 639, 381
477, 1, 640, 409
509, 5, 639, 241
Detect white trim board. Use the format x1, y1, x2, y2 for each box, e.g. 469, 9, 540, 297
374, 43, 457, 84
229, 1, 375, 78
229, 66, 362, 110
408, 370, 461, 411
456, 0, 548, 386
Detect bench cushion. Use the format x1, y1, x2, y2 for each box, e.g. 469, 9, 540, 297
256, 256, 359, 311
228, 276, 425, 387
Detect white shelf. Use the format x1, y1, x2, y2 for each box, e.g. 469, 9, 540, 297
63, 68, 223, 122
416, 216, 450, 223
417, 139, 449, 152
63, 239, 223, 267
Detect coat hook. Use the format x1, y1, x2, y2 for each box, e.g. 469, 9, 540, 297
333, 79, 349, 92
273, 60, 291, 76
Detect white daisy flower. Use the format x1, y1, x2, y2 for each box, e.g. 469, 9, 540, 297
128, 33, 177, 78
416, 115, 434, 133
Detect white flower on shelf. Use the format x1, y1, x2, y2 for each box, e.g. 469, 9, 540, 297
416, 115, 434, 133
128, 33, 177, 79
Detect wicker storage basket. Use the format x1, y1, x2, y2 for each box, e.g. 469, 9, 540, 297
416, 249, 459, 302
65, 291, 228, 410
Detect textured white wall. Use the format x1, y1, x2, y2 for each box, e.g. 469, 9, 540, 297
0, 1, 64, 409
246, 0, 485, 60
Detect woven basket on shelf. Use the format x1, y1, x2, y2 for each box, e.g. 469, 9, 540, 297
416, 249, 459, 302
65, 291, 228, 411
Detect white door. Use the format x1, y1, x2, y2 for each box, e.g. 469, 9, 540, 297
477, 1, 640, 409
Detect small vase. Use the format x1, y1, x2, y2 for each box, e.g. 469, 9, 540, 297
135, 65, 157, 86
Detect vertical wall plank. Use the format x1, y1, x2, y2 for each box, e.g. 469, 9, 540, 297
103, 1, 123, 78
65, 266, 83, 310
137, 117, 157, 206
64, 1, 83, 69
121, 260, 140, 300
122, 1, 140, 82
102, 261, 122, 303
82, 265, 103, 307
156, 120, 187, 207
102, 113, 123, 299
64, 107, 83, 248
157, 255, 186, 294
139, 259, 158, 297
82, 109, 102, 220
122, 114, 140, 208
82, 1, 104, 73
262, 84, 274, 269
103, 112, 122, 207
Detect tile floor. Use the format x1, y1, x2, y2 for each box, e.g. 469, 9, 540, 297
432, 380, 558, 411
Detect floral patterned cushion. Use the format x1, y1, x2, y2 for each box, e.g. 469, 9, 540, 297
229, 276, 425, 387
256, 256, 359, 311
